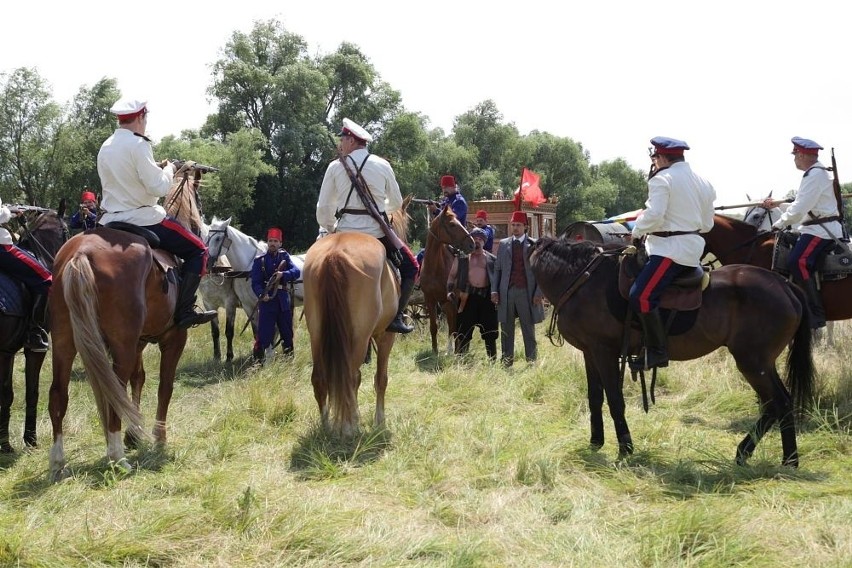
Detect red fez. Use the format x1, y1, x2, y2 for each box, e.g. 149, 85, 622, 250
510, 211, 527, 225
267, 227, 283, 241
475, 209, 488, 220
81, 191, 96, 202
440, 175, 456, 188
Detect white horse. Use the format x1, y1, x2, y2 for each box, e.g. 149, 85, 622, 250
205, 217, 306, 306
742, 193, 785, 232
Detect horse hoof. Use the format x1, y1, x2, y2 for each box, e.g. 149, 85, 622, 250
111, 458, 134, 473
50, 466, 72, 483
589, 440, 604, 451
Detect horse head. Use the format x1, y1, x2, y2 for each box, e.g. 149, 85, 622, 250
429, 207, 475, 254
205, 217, 233, 272
19, 208, 70, 271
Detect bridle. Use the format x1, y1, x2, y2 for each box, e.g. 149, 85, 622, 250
428, 211, 471, 251
205, 226, 232, 260
18, 212, 69, 269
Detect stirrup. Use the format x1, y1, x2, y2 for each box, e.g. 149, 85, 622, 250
176, 309, 217, 329
24, 329, 49, 352
386, 315, 414, 334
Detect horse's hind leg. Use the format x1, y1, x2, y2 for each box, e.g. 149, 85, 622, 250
210, 315, 222, 361
582, 353, 606, 450
310, 365, 329, 431
23, 350, 46, 448
124, 346, 147, 449
0, 354, 14, 453
153, 330, 188, 445
373, 333, 396, 428
48, 336, 76, 481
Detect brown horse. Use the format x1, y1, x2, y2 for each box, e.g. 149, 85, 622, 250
0, 207, 68, 453
47, 166, 208, 481
302, 206, 412, 437
418, 207, 475, 354
530, 237, 814, 467
703, 213, 852, 321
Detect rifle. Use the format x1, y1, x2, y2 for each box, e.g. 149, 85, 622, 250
7, 204, 51, 214
337, 151, 406, 251
240, 259, 287, 336
714, 193, 852, 212
170, 159, 220, 173
411, 198, 439, 206
830, 148, 844, 224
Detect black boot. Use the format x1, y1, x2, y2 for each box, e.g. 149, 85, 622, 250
24, 292, 49, 352
629, 308, 669, 371
174, 271, 217, 329
801, 278, 826, 329
386, 277, 415, 334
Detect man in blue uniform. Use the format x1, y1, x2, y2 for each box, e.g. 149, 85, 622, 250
69, 189, 98, 231
629, 137, 716, 371
428, 175, 468, 226
251, 227, 301, 361
764, 137, 840, 329
0, 199, 52, 351
97, 97, 216, 329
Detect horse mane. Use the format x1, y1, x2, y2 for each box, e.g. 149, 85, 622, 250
534, 237, 603, 276
164, 172, 204, 232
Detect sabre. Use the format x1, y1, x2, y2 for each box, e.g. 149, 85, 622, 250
239, 259, 286, 336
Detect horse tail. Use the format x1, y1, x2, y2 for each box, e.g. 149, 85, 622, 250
785, 283, 815, 416
315, 253, 358, 429
61, 253, 146, 439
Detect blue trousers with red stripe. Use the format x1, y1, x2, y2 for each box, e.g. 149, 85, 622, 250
787, 234, 832, 281
144, 218, 209, 275
0, 244, 52, 293
629, 255, 694, 314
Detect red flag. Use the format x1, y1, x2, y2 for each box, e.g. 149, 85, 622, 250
513, 168, 546, 210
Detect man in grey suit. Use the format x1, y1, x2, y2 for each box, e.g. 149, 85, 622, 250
490, 210, 545, 366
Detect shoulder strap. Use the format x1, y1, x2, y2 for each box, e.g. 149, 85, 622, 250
339, 153, 373, 215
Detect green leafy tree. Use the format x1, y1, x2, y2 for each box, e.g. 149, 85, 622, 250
0, 67, 63, 205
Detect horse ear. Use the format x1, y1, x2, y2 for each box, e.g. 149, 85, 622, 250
58, 198, 67, 219
224, 217, 232, 226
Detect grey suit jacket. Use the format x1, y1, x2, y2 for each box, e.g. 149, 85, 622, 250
491, 235, 545, 324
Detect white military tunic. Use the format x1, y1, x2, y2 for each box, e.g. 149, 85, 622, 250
97, 128, 173, 226
632, 161, 716, 267
316, 148, 403, 238
772, 162, 841, 239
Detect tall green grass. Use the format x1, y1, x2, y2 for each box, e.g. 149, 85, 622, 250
0, 311, 849, 567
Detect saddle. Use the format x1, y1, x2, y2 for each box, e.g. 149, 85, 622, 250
103, 221, 161, 249
618, 252, 709, 312
772, 230, 852, 281
0, 273, 29, 317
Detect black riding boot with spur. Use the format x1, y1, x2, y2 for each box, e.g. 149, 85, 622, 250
24, 292, 49, 352
387, 277, 415, 334
629, 308, 669, 371
175, 271, 217, 329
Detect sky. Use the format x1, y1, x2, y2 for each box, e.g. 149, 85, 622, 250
2, 0, 850, 210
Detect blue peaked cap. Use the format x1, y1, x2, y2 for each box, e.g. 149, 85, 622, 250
469, 227, 488, 241
791, 136, 823, 153
650, 136, 690, 154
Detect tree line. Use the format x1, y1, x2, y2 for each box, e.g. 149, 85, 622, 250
0, 19, 649, 252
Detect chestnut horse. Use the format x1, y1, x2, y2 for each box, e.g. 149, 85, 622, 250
703, 214, 852, 322
302, 205, 413, 437
530, 238, 814, 467
0, 207, 68, 452
418, 207, 476, 354
47, 166, 209, 481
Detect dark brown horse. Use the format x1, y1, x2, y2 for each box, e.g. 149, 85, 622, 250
303, 206, 413, 437
47, 167, 207, 481
703, 213, 852, 321
418, 207, 475, 354
0, 207, 68, 453
530, 237, 814, 467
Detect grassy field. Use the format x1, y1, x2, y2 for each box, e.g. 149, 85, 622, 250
0, 308, 850, 567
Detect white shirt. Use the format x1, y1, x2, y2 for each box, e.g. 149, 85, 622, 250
632, 161, 716, 267
773, 162, 842, 239
0, 198, 13, 245
97, 128, 174, 226
316, 148, 403, 238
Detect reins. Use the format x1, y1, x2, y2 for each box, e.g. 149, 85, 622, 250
545, 246, 613, 346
